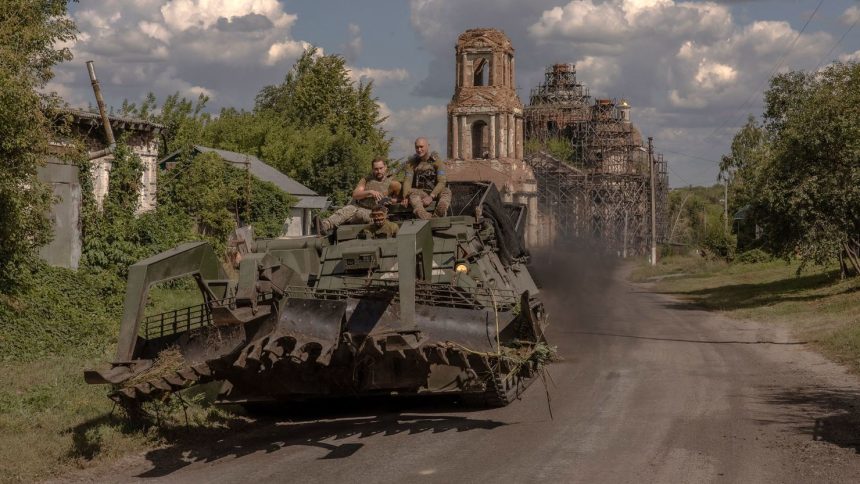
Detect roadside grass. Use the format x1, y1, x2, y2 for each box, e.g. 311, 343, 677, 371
145, 280, 206, 318
0, 270, 234, 483
632, 255, 860, 372
0, 357, 152, 482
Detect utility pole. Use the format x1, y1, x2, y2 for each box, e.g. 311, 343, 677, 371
723, 177, 729, 233
648, 137, 657, 266
623, 210, 628, 259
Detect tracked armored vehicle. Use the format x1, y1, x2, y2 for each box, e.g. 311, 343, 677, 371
85, 182, 550, 413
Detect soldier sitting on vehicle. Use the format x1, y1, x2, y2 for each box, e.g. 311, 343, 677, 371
319, 157, 401, 235
402, 137, 451, 219
359, 204, 399, 239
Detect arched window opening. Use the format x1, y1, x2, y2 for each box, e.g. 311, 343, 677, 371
471, 120, 489, 159
473, 58, 489, 87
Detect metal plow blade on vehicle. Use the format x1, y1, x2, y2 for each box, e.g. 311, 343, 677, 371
85, 182, 554, 417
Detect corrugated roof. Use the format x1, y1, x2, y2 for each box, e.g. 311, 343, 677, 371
63, 108, 165, 130
192, 146, 318, 196
294, 196, 330, 209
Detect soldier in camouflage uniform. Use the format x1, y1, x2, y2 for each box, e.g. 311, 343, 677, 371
359, 204, 399, 239
402, 137, 451, 220
320, 157, 401, 234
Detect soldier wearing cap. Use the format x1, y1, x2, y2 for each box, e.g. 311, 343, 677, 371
359, 204, 399, 239
402, 137, 451, 220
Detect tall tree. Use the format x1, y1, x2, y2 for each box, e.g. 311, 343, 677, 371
0, 0, 76, 291
729, 62, 860, 275
719, 116, 769, 215
255, 48, 390, 203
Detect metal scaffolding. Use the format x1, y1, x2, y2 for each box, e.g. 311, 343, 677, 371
524, 64, 668, 254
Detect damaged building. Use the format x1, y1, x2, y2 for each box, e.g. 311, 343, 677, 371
40, 108, 164, 269
523, 63, 668, 254
444, 28, 539, 246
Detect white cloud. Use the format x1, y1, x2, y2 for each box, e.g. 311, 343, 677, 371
528, 0, 732, 46
348, 67, 410, 86
138, 20, 171, 43
57, 0, 315, 110
160, 0, 296, 31
693, 61, 737, 90
343, 23, 362, 62
266, 40, 314, 66
382, 103, 447, 158
843, 5, 860, 25
840, 49, 860, 63
409, 0, 837, 186
574, 56, 620, 94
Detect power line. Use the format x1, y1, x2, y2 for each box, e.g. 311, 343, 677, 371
666, 164, 693, 186
814, 14, 859, 71
662, 148, 721, 165
703, 0, 825, 146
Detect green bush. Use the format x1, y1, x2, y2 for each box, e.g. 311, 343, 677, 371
735, 248, 771, 264
0, 263, 124, 361
701, 228, 737, 261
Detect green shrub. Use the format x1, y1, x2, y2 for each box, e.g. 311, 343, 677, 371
701, 228, 737, 261
735, 248, 771, 264
0, 263, 124, 361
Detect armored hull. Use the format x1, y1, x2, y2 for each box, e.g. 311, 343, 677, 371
85, 182, 551, 413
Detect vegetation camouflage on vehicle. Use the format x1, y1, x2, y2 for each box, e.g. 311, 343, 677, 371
85, 182, 551, 413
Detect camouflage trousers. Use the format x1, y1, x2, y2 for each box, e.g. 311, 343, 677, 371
408, 188, 452, 220
321, 204, 372, 232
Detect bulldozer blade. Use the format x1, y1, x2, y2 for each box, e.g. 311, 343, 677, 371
276, 298, 347, 366
84, 360, 153, 385
412, 305, 507, 354
263, 335, 297, 359
177, 368, 197, 381
432, 346, 450, 365
151, 379, 172, 392
192, 363, 213, 377
360, 337, 385, 358
346, 301, 508, 355
134, 383, 154, 396
164, 374, 187, 388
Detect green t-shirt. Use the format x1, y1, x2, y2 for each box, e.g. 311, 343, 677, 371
360, 220, 399, 239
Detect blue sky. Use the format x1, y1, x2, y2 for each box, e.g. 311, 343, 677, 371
56, 1, 860, 187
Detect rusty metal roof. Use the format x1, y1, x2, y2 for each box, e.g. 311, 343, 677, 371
62, 108, 165, 131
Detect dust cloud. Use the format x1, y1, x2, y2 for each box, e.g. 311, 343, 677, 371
529, 239, 622, 333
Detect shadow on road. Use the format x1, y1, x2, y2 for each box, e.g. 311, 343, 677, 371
657, 270, 858, 312
558, 329, 806, 345
70, 396, 506, 479
762, 386, 860, 453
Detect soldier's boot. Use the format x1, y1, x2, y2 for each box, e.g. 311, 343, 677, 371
433, 188, 452, 217
409, 192, 432, 220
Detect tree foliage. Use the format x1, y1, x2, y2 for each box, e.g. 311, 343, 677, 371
159, 151, 296, 250
722, 62, 860, 275
255, 48, 390, 202
666, 186, 728, 245
80, 141, 196, 275
262, 124, 376, 205
0, 0, 76, 291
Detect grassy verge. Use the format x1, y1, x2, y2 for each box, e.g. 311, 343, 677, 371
0, 267, 232, 482
0, 356, 241, 482
632, 255, 860, 372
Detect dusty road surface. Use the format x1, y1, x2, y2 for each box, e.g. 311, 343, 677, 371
63, 253, 860, 483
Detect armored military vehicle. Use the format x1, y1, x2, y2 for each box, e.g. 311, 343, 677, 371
85, 181, 550, 414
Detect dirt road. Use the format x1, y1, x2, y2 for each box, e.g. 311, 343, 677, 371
65, 256, 860, 483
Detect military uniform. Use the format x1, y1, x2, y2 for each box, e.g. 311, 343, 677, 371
359, 220, 399, 239
403, 151, 451, 220
322, 174, 396, 232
